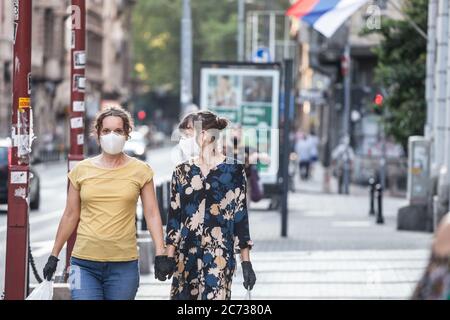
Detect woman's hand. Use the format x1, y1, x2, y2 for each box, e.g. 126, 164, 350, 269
154, 256, 177, 281
43, 256, 59, 281
241, 261, 256, 291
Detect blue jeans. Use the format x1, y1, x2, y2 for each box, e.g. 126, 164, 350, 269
69, 257, 140, 300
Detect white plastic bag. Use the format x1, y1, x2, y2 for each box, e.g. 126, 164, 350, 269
26, 281, 53, 300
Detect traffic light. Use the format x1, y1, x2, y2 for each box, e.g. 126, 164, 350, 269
137, 110, 147, 121
373, 93, 384, 115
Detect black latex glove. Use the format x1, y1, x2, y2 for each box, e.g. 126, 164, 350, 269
166, 257, 176, 279
154, 256, 176, 281
242, 261, 256, 291
43, 256, 59, 281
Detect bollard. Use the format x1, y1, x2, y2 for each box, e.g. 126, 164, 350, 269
376, 184, 384, 224
369, 177, 376, 216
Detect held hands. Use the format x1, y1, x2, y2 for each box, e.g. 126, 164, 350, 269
43, 256, 59, 281
154, 256, 177, 281
242, 261, 256, 291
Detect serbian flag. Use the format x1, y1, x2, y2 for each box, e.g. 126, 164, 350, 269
286, 0, 370, 38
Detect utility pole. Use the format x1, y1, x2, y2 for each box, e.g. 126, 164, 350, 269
4, 0, 33, 300
180, 0, 193, 116
281, 60, 293, 238
425, 0, 437, 141
342, 41, 352, 195
380, 118, 387, 190
66, 0, 86, 274
444, 1, 450, 215
238, 0, 245, 62
432, 0, 450, 225
433, 0, 448, 171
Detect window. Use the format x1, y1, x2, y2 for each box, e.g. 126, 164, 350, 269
44, 9, 54, 58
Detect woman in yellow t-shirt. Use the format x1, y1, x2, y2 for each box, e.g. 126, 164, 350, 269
43, 106, 175, 300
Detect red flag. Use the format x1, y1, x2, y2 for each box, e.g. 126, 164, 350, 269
286, 0, 320, 18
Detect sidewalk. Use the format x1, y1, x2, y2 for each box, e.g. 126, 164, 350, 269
136, 166, 433, 300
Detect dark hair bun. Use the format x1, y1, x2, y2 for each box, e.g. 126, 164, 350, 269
216, 117, 229, 130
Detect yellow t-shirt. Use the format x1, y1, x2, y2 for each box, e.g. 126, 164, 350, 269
68, 157, 154, 262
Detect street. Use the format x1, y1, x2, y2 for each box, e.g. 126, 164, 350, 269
1, 147, 434, 299
0, 0, 446, 303
0, 146, 177, 294
136, 166, 433, 300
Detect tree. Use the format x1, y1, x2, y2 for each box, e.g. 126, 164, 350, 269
132, 0, 182, 92
132, 0, 240, 94
132, 0, 291, 96
364, 0, 427, 150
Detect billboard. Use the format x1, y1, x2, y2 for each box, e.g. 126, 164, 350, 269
200, 63, 281, 184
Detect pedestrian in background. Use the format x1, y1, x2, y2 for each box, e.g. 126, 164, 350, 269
166, 111, 256, 300
307, 129, 319, 177
412, 215, 450, 300
295, 132, 311, 181
331, 137, 355, 194
224, 125, 263, 205
43, 106, 174, 300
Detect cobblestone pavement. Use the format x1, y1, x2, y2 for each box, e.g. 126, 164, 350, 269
137, 167, 433, 300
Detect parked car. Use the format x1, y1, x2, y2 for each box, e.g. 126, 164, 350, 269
124, 131, 147, 161
0, 138, 40, 211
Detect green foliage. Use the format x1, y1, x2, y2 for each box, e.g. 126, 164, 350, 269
363, 0, 428, 150
132, 0, 182, 91
132, 0, 292, 94
132, 0, 240, 92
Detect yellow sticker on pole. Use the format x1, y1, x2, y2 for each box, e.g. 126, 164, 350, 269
18, 97, 30, 111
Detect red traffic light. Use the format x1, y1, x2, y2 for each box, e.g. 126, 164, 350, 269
137, 111, 147, 121
374, 94, 384, 106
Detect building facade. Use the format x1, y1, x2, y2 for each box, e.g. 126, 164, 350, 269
0, 0, 136, 157
0, 0, 14, 138
289, 0, 406, 189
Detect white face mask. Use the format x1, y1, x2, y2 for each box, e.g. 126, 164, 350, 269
179, 136, 200, 158
100, 132, 127, 155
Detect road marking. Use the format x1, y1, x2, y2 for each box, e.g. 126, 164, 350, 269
31, 241, 66, 258
30, 210, 62, 224
30, 240, 55, 258
332, 221, 373, 228
42, 180, 67, 189
303, 210, 335, 217
137, 249, 428, 300
0, 210, 62, 234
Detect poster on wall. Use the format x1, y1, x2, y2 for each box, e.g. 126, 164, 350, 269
200, 63, 281, 184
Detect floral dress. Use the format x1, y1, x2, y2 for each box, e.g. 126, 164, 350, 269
166, 159, 253, 300
412, 254, 450, 300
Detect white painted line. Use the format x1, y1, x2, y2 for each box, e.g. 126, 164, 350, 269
30, 240, 55, 258
332, 221, 373, 228
0, 210, 62, 234
303, 210, 335, 217
30, 210, 62, 225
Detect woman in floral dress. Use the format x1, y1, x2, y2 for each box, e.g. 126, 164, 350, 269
166, 111, 256, 300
